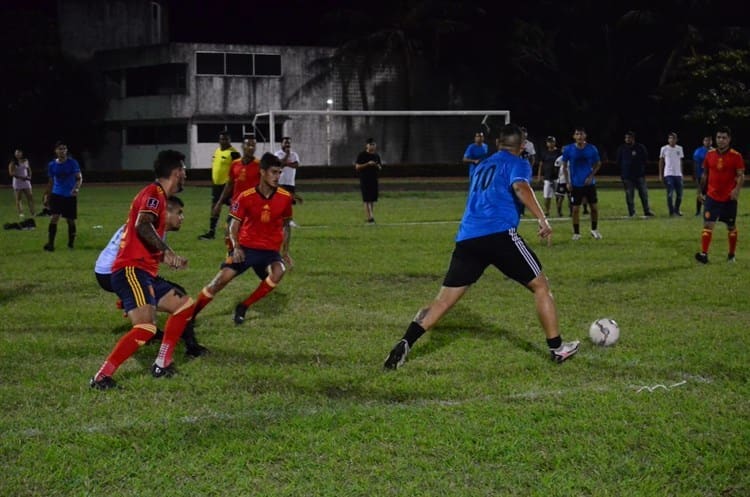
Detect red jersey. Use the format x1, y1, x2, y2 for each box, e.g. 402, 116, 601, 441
112, 182, 168, 277
229, 158, 260, 199
704, 148, 745, 202
230, 187, 293, 251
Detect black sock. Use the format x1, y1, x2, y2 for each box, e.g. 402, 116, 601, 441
208, 216, 219, 233
592, 221, 598, 230
68, 221, 76, 247
403, 321, 426, 347
546, 336, 562, 349
573, 223, 580, 234
48, 223, 57, 245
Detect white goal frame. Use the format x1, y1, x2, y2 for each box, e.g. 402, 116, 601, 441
252, 109, 511, 165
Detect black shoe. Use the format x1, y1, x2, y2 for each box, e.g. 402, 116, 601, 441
90, 375, 118, 390
43, 243, 54, 252
185, 344, 210, 358
728, 254, 736, 263
645, 211, 655, 217
383, 339, 410, 370
151, 362, 177, 378
198, 231, 215, 240
695, 252, 709, 264
233, 304, 248, 325
366, 218, 375, 224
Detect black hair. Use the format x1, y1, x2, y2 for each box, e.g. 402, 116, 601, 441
625, 130, 635, 137
260, 152, 281, 170
281, 136, 291, 141
153, 149, 186, 178
716, 125, 732, 138
574, 126, 586, 133
219, 130, 231, 139
243, 133, 255, 141
498, 123, 523, 147
167, 196, 184, 208
54, 140, 67, 149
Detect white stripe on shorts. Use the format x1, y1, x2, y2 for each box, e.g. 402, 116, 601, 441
509, 228, 542, 277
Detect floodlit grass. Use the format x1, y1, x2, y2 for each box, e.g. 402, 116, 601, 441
1, 182, 749, 496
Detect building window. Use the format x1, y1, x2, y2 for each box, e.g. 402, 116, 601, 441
125, 64, 186, 97
254, 54, 281, 76
195, 52, 281, 77
126, 124, 187, 145
226, 53, 253, 75
196, 52, 225, 75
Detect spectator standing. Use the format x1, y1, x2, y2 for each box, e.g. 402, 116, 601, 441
561, 127, 602, 240
199, 131, 238, 240
536, 136, 560, 217
43, 140, 82, 251
692, 135, 713, 216
8, 148, 35, 218
695, 126, 745, 264
355, 138, 382, 224
616, 131, 654, 217
658, 132, 685, 216
275, 135, 302, 233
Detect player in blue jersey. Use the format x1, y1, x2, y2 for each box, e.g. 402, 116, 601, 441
43, 140, 82, 251
462, 131, 489, 174
561, 127, 602, 240
692, 135, 713, 216
384, 123, 580, 369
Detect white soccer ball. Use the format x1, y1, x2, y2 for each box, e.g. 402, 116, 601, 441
589, 318, 620, 346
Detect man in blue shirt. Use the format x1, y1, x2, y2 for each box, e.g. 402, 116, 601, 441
462, 131, 489, 174
616, 131, 654, 217
692, 135, 713, 216
384, 123, 580, 370
44, 140, 82, 251
561, 127, 602, 240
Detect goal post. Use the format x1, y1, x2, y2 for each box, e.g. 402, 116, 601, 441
251, 110, 511, 167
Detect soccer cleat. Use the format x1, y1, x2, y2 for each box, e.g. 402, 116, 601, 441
151, 362, 177, 378
233, 304, 248, 325
590, 229, 602, 240
727, 254, 736, 263
383, 339, 410, 370
289, 220, 300, 228
645, 211, 656, 217
43, 243, 54, 252
90, 375, 118, 390
695, 252, 709, 264
550, 340, 580, 363
367, 218, 376, 224
198, 231, 215, 240
185, 344, 210, 358
571, 233, 581, 241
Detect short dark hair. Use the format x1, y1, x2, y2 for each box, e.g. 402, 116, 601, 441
260, 152, 281, 170
243, 133, 255, 141
167, 196, 184, 208
219, 130, 231, 139
366, 137, 376, 144
716, 125, 732, 137
282, 136, 291, 141
153, 149, 186, 178
625, 130, 635, 137
54, 140, 67, 148
498, 123, 523, 148
574, 126, 586, 133
668, 132, 678, 139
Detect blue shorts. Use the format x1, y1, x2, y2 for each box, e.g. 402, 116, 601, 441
111, 267, 176, 312
703, 197, 737, 226
221, 247, 283, 279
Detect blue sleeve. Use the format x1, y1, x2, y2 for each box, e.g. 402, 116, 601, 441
510, 159, 532, 184
72, 159, 81, 173
463, 145, 473, 158
693, 148, 701, 162
591, 145, 601, 163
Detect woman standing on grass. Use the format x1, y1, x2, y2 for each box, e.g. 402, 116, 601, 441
8, 148, 35, 218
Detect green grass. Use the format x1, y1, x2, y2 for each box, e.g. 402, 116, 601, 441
1, 183, 749, 496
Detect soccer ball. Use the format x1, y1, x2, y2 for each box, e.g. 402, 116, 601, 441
589, 318, 620, 346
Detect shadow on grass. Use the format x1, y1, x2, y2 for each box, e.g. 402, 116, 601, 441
0, 283, 39, 305
586, 262, 688, 285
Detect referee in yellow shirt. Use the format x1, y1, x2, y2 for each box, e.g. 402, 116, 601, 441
199, 130, 239, 240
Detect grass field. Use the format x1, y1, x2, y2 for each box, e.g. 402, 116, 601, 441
1, 182, 749, 496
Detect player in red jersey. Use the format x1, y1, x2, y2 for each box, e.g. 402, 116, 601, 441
695, 126, 745, 264
192, 153, 293, 325
90, 150, 195, 389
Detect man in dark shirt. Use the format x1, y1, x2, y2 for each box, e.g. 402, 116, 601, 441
616, 131, 654, 217
355, 138, 382, 224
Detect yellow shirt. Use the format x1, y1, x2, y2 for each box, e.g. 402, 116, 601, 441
211, 146, 238, 185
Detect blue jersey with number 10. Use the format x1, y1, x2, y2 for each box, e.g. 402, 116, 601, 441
456, 150, 531, 242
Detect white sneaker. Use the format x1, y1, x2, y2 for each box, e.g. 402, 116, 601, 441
550, 340, 580, 363
572, 233, 581, 241
289, 220, 299, 228
590, 229, 602, 240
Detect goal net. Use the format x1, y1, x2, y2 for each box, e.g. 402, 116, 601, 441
251, 110, 510, 167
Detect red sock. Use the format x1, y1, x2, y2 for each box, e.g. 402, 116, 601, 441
728, 229, 738, 255
96, 324, 156, 380
155, 302, 195, 368
241, 278, 276, 308
701, 228, 713, 254
192, 288, 214, 318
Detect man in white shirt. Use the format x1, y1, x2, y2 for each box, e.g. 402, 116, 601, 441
659, 132, 685, 216
275, 136, 301, 265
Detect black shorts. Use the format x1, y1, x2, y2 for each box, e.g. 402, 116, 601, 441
221, 247, 283, 280
443, 230, 542, 287
570, 185, 597, 206
49, 193, 77, 219
212, 184, 231, 206
555, 182, 568, 197
703, 197, 737, 226
359, 177, 379, 202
